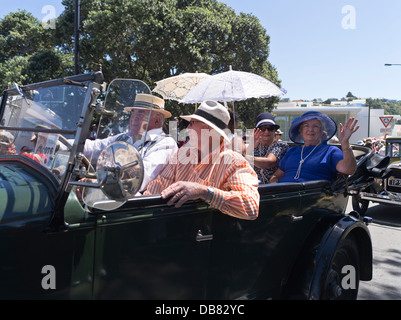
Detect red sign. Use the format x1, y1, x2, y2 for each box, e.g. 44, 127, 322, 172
380, 116, 393, 128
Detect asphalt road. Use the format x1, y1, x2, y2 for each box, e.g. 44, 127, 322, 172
349, 200, 401, 300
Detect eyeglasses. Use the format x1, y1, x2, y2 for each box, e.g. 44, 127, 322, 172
258, 126, 276, 132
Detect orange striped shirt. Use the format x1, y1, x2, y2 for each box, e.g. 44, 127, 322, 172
145, 145, 260, 220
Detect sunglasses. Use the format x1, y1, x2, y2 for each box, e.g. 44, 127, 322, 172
258, 126, 276, 132
188, 120, 204, 126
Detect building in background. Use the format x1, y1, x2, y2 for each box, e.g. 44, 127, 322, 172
272, 99, 401, 144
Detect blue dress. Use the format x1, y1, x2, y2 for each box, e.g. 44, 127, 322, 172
278, 142, 344, 183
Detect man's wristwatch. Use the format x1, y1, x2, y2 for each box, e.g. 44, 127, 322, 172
205, 186, 215, 203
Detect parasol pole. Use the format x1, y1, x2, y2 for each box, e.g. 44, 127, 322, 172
195, 71, 199, 110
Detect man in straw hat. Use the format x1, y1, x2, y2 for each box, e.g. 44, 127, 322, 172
145, 100, 260, 220
81, 93, 178, 192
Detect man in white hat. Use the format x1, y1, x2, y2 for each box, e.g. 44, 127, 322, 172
81, 93, 178, 192
145, 101, 260, 220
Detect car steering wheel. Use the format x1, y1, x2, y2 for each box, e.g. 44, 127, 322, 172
58, 135, 95, 173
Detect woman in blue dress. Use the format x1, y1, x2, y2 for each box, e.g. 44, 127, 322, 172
269, 111, 359, 183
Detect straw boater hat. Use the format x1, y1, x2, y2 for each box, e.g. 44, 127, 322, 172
289, 111, 337, 144
180, 100, 230, 142
123, 93, 171, 118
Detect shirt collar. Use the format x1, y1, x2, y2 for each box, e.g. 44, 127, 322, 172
137, 127, 163, 142
145, 127, 164, 140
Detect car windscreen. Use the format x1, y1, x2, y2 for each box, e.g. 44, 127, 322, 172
0, 82, 91, 181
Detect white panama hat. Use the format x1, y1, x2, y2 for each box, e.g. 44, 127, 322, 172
180, 100, 230, 142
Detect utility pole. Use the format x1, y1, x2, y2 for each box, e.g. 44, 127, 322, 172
367, 99, 370, 137
74, 0, 80, 75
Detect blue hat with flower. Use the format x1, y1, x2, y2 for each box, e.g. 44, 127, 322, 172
289, 111, 337, 144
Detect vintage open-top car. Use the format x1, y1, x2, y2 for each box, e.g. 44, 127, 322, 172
0, 71, 390, 300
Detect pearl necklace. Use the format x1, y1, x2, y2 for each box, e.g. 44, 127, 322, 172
294, 143, 321, 180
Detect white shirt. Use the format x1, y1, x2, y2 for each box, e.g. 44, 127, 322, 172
82, 128, 178, 191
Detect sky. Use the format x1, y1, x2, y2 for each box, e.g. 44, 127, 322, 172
2, 0, 401, 101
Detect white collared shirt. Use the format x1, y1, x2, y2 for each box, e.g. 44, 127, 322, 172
83, 127, 178, 191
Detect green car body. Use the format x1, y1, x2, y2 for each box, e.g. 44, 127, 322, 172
0, 73, 380, 300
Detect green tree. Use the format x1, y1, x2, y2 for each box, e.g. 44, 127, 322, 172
346, 91, 356, 102
0, 10, 72, 90
366, 98, 401, 116
0, 10, 53, 62
0, 56, 29, 90
1, 1, 283, 127
55, 0, 282, 127
23, 49, 74, 83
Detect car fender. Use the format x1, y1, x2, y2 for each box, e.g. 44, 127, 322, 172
308, 215, 372, 299
0, 156, 59, 220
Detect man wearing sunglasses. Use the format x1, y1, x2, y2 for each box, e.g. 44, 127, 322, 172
145, 100, 259, 220
245, 112, 288, 184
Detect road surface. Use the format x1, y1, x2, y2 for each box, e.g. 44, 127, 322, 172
354, 202, 401, 300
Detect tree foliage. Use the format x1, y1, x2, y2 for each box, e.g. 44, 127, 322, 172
0, 10, 72, 89
0, 10, 53, 62
366, 98, 401, 116
1, 0, 283, 127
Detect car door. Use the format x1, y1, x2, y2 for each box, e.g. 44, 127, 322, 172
207, 182, 304, 300
92, 195, 213, 299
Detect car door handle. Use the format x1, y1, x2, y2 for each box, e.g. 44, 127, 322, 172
196, 230, 213, 242
291, 215, 303, 222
